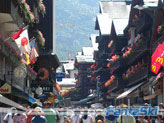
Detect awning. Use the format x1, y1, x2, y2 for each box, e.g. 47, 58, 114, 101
144, 89, 162, 100
73, 94, 96, 104
12, 90, 42, 106
116, 82, 144, 99
0, 94, 26, 111
144, 94, 156, 100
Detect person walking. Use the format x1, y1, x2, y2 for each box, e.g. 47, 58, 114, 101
31, 107, 47, 123
59, 108, 70, 123
80, 110, 93, 123
105, 105, 118, 123
116, 104, 136, 123
13, 110, 27, 123
27, 102, 45, 123
155, 103, 164, 123
70, 108, 81, 123
3, 107, 17, 123
43, 101, 57, 123
95, 109, 105, 123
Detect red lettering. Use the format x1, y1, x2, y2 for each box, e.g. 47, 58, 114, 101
0, 89, 9, 93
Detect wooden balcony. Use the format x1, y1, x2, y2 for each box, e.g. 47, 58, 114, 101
108, 77, 125, 92
133, 16, 145, 34
133, 13, 152, 34
123, 40, 148, 65
0, 0, 23, 29
124, 66, 148, 87
109, 58, 126, 71
152, 35, 164, 53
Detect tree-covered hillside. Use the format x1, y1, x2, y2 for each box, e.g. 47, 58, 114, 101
56, 0, 100, 60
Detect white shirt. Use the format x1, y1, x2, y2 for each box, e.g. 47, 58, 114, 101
71, 114, 81, 123
3, 113, 15, 123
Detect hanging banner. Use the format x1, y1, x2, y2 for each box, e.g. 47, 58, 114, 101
151, 42, 164, 74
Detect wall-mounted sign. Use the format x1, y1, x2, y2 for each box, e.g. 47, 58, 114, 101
55, 73, 65, 82
31, 84, 53, 93
0, 83, 11, 94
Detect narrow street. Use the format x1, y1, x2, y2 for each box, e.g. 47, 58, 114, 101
0, 0, 164, 123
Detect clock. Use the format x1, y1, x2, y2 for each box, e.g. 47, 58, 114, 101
14, 65, 27, 79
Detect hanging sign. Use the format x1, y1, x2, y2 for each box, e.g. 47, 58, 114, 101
0, 83, 11, 94
55, 73, 65, 82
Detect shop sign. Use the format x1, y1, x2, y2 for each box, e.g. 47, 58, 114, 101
0, 83, 11, 94
55, 73, 65, 82
31, 84, 53, 93
151, 43, 164, 74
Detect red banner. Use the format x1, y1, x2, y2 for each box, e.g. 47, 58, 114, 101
151, 42, 164, 74
151, 62, 161, 74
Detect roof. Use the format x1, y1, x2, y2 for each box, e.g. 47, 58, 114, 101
113, 19, 129, 35
82, 47, 94, 56
134, 0, 159, 10
76, 55, 94, 63
63, 61, 75, 71
57, 78, 76, 86
77, 52, 82, 56
90, 34, 99, 51
96, 14, 112, 35
143, 0, 158, 7
99, 1, 131, 19
116, 82, 144, 99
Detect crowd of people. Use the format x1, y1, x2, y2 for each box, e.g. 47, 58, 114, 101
1, 101, 164, 123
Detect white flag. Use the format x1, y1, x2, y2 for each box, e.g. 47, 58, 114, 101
14, 29, 31, 54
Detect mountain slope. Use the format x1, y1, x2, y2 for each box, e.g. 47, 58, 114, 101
56, 0, 99, 60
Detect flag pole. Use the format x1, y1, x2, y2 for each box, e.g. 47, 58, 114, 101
4, 25, 29, 42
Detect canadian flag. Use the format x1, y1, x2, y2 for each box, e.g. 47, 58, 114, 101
12, 28, 31, 54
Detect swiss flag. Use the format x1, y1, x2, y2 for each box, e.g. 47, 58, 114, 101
12, 28, 31, 54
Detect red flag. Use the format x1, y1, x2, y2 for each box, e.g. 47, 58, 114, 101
11, 28, 23, 39
152, 43, 164, 66
151, 44, 162, 67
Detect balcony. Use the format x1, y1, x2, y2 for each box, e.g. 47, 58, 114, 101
123, 39, 148, 65
108, 77, 125, 92
133, 13, 151, 34
123, 66, 148, 87
152, 35, 164, 53
0, 0, 23, 30
133, 15, 145, 34
109, 58, 126, 71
